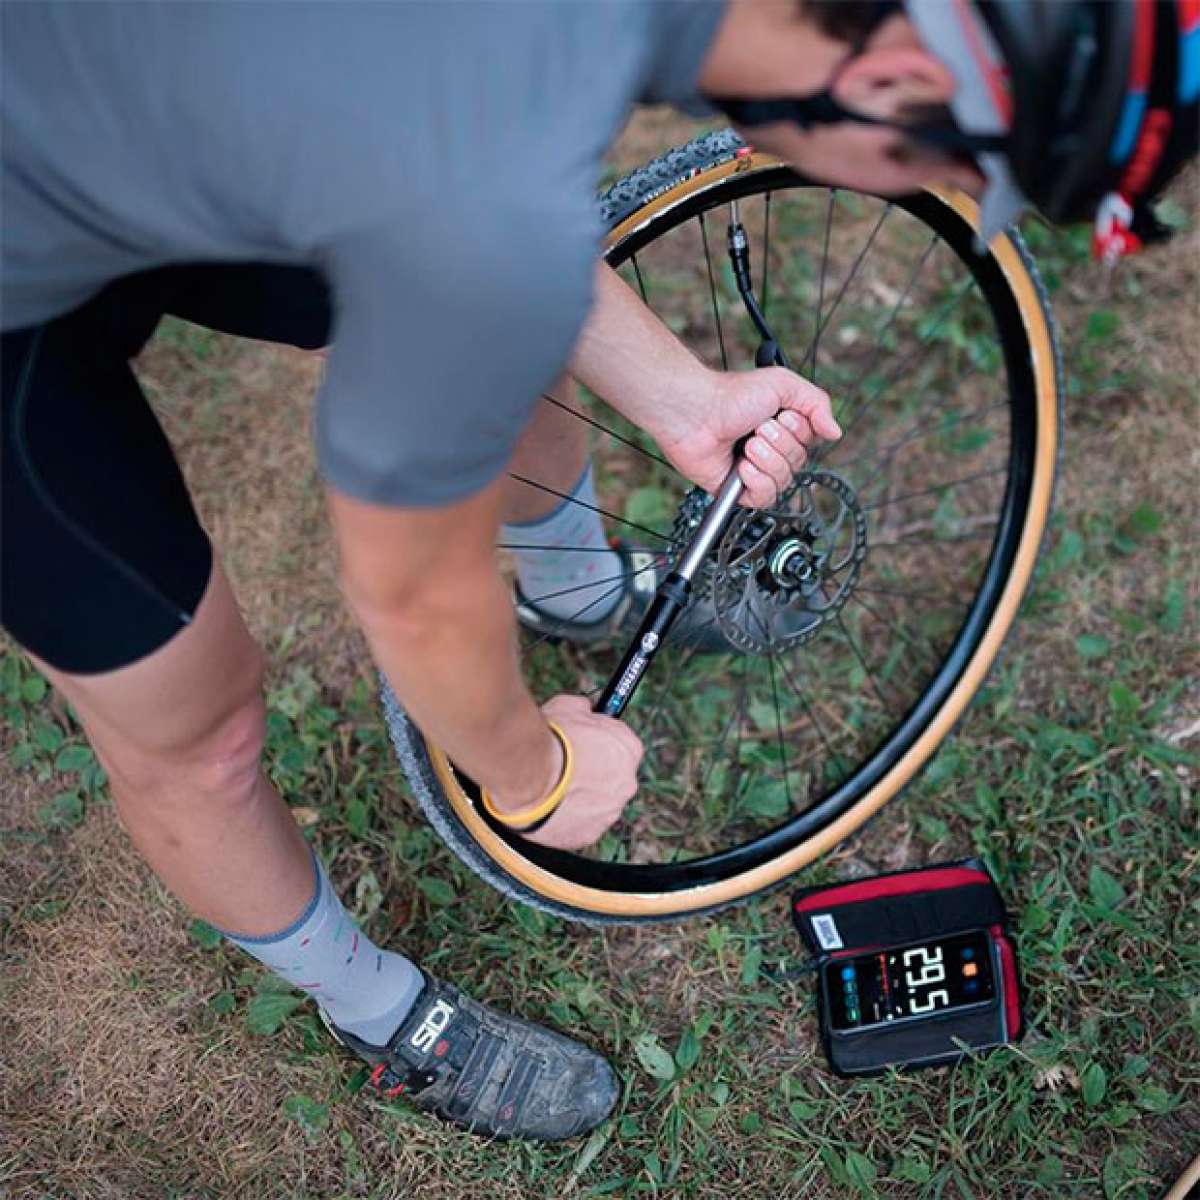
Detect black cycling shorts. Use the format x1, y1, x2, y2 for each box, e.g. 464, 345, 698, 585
1, 263, 331, 674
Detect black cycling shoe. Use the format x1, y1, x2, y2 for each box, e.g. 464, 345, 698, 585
514, 540, 730, 652
322, 973, 619, 1141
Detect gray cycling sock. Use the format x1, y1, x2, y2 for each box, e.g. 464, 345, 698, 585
222, 849, 423, 1047
502, 462, 624, 622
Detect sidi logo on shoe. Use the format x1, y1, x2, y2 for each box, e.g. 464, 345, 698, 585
410, 999, 456, 1053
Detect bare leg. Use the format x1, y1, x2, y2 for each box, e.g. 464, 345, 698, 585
501, 376, 590, 525
31, 559, 312, 937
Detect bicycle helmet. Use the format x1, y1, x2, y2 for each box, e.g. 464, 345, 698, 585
712, 0, 1199, 258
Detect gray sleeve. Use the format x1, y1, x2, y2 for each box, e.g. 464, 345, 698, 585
315, 201, 596, 508
639, 0, 726, 112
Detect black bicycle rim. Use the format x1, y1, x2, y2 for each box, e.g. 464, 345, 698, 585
477, 172, 1040, 894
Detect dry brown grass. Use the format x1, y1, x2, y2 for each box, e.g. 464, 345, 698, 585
1019, 167, 1200, 714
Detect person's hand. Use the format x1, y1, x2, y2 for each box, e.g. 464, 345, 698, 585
519, 694, 643, 851
654, 366, 841, 508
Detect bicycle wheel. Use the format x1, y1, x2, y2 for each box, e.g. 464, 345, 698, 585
385, 130, 1061, 924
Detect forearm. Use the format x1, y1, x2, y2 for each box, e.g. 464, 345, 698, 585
569, 262, 717, 437
348, 569, 560, 810
327, 483, 559, 813
568, 261, 838, 509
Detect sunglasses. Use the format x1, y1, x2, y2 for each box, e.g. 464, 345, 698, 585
707, 0, 1006, 162
710, 90, 1009, 158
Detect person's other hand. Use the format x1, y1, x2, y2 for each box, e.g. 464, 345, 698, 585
655, 367, 841, 508
520, 694, 643, 851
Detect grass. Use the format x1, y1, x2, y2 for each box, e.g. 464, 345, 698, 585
1, 115, 1197, 1198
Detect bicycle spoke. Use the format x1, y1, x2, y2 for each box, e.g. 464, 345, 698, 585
766, 651, 795, 810
835, 613, 893, 713
832, 394, 1004, 473
761, 190, 773, 318
854, 582, 970, 608
506, 472, 672, 544
631, 254, 649, 305
637, 621, 719, 745
862, 466, 1007, 512
519, 587, 626, 662
699, 212, 729, 370
519, 559, 668, 609
821, 232, 942, 448
847, 590, 940, 673
518, 560, 663, 659
698, 656, 750, 798
742, 605, 800, 810
499, 542, 653, 555
831, 269, 971, 453
798, 201, 892, 372
540, 392, 677, 473
773, 653, 843, 778
726, 658, 752, 803
869, 528, 996, 550
805, 188, 837, 379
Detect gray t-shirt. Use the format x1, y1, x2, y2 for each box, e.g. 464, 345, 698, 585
1, 1, 724, 505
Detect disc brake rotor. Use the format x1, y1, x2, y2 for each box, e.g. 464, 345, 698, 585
668, 471, 867, 655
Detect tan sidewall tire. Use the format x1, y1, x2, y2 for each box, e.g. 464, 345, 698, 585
407, 166, 1060, 922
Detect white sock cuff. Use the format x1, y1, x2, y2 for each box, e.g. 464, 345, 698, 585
500, 461, 596, 535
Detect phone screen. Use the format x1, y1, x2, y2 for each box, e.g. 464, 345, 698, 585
823, 931, 996, 1033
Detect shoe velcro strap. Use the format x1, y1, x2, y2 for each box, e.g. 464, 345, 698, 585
444, 1028, 503, 1120
441, 1021, 478, 1072
492, 1051, 543, 1133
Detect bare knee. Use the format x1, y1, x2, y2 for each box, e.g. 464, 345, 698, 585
100, 685, 268, 809
185, 690, 268, 795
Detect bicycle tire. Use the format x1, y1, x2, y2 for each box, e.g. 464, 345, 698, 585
383, 130, 1062, 926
